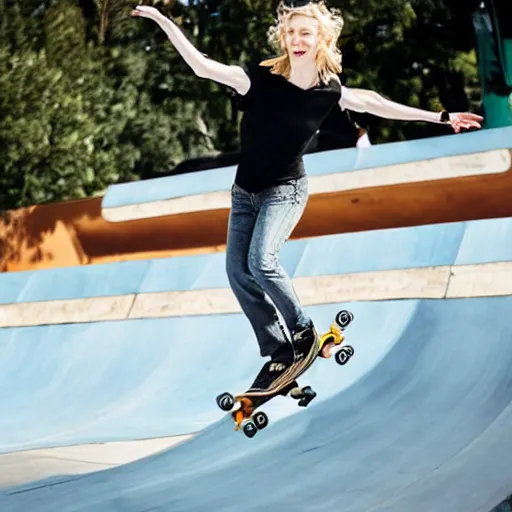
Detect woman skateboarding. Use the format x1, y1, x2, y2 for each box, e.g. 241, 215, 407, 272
131, 0, 482, 394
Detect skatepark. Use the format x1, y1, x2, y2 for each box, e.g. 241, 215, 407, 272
1, 127, 512, 511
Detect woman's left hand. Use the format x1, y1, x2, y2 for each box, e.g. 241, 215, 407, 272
448, 112, 484, 133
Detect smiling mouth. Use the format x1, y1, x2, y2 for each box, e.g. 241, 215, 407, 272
293, 51, 306, 56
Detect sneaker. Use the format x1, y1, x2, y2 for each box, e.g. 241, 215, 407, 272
290, 321, 320, 374
246, 342, 294, 394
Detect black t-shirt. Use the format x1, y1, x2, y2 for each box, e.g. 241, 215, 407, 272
232, 62, 342, 192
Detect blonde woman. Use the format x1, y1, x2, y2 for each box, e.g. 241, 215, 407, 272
132, 1, 482, 393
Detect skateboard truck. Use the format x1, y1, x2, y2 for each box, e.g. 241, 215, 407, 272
290, 385, 317, 407
232, 400, 269, 436
216, 393, 269, 434
319, 310, 355, 362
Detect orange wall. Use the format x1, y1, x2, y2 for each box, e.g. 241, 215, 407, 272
2, 152, 512, 273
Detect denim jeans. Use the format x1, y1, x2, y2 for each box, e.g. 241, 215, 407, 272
226, 176, 311, 358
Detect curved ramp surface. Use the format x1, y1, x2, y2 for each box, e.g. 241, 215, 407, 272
2, 297, 512, 511
2, 216, 512, 509
0, 300, 407, 452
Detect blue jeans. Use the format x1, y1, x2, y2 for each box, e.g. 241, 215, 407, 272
226, 176, 311, 358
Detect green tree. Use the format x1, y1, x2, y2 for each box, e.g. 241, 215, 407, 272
0, 1, 139, 209
330, 0, 482, 141
0, 0, 483, 210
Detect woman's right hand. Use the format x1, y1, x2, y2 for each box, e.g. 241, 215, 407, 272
130, 5, 164, 23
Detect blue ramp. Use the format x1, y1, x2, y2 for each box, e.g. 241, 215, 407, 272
1, 215, 512, 510
1, 297, 512, 511
0, 300, 412, 453
101, 127, 512, 209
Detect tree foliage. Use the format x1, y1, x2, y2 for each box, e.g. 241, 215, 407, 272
0, 0, 482, 210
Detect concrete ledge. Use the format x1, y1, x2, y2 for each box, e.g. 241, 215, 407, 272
447, 262, 512, 298
309, 149, 510, 194
102, 150, 511, 222
1, 262, 512, 328
103, 190, 231, 223
293, 267, 451, 304
129, 288, 240, 319
128, 267, 450, 319
0, 295, 135, 328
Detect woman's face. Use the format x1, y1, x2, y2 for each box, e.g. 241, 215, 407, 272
285, 14, 321, 66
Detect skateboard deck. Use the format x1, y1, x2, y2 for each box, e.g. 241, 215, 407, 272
216, 309, 355, 438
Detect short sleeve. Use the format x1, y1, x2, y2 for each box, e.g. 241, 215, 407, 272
226, 62, 264, 111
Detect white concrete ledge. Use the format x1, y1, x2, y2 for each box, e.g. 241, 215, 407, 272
128, 268, 450, 320
129, 288, 240, 318
446, 262, 512, 298
0, 295, 135, 328
103, 190, 231, 223
102, 149, 511, 222
309, 149, 510, 194
293, 267, 451, 304
1, 262, 512, 328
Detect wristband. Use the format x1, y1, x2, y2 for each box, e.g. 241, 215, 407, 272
440, 110, 451, 123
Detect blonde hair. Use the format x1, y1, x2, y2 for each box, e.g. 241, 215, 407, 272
260, 1, 344, 85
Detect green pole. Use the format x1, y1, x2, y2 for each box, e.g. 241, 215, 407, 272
473, 0, 512, 128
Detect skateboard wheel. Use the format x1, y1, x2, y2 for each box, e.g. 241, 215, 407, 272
335, 310, 354, 329
242, 420, 258, 439
298, 386, 317, 407
290, 386, 303, 399
335, 347, 352, 366
216, 392, 235, 411
253, 411, 269, 430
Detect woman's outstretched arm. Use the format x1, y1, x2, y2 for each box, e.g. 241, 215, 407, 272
340, 86, 483, 133
131, 6, 250, 96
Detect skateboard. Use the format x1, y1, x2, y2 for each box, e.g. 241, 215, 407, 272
215, 309, 354, 438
